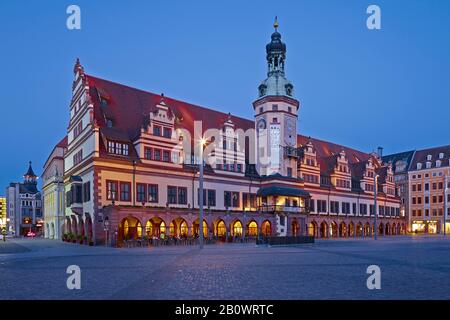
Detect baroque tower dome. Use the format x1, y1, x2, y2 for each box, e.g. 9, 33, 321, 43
258, 17, 294, 98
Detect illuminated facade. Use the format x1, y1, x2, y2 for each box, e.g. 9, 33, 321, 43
42, 137, 67, 239
0, 196, 6, 232
5, 162, 43, 236
62, 23, 404, 246
408, 146, 450, 234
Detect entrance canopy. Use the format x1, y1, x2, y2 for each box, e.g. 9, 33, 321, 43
256, 186, 310, 198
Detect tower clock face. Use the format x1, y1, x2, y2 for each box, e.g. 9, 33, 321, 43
257, 118, 267, 131
284, 117, 296, 146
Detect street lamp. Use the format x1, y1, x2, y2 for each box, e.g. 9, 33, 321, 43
103, 216, 110, 247
374, 174, 379, 240
198, 138, 207, 249
444, 175, 448, 236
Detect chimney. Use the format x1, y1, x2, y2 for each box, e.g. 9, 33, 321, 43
377, 146, 383, 158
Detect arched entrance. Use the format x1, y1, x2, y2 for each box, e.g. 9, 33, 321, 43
71, 216, 78, 236
319, 221, 328, 238
330, 221, 338, 238
356, 222, 363, 237
292, 219, 300, 236
309, 221, 318, 237
215, 220, 227, 237
193, 219, 208, 238
232, 220, 243, 237
85, 215, 93, 240
146, 217, 166, 238
385, 223, 390, 236
79, 218, 85, 238
247, 220, 258, 237
65, 217, 71, 237
261, 220, 272, 237
392, 223, 396, 235
364, 223, 371, 237
378, 223, 384, 236
339, 222, 347, 237
119, 216, 142, 245
170, 218, 189, 238
348, 222, 355, 237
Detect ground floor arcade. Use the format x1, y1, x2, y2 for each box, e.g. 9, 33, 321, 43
308, 217, 407, 238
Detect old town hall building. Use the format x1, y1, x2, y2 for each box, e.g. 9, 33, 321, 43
61, 23, 405, 245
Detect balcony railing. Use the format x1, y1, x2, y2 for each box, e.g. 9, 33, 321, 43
258, 205, 308, 214
283, 146, 302, 158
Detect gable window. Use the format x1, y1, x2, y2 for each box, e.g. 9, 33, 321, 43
163, 127, 172, 138
154, 149, 161, 161
144, 147, 152, 160
153, 125, 161, 136
73, 149, 83, 166
163, 150, 170, 162
73, 121, 83, 139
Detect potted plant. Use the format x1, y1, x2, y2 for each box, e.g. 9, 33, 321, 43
77, 235, 83, 244
62, 233, 68, 242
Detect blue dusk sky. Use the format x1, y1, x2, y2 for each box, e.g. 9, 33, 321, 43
0, 0, 449, 190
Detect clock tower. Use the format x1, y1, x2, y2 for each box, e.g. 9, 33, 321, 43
254, 18, 300, 177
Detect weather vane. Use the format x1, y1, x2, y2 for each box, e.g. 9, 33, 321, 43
274, 16, 279, 31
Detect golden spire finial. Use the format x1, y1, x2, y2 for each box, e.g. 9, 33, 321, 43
273, 16, 279, 31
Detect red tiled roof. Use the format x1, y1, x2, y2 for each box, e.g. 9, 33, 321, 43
56, 136, 68, 148
410, 145, 450, 170
84, 73, 376, 176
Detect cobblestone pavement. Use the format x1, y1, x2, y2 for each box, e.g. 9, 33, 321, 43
1, 236, 450, 300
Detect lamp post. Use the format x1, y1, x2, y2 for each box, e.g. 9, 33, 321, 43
132, 160, 136, 207
103, 216, 110, 247
198, 138, 206, 249
374, 174, 379, 240
444, 175, 448, 236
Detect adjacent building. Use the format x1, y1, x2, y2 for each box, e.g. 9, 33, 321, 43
5, 162, 43, 236
42, 137, 68, 239
61, 23, 404, 246
382, 150, 415, 220
0, 196, 6, 232
407, 145, 450, 234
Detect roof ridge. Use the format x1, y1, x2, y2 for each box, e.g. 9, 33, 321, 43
85, 73, 253, 126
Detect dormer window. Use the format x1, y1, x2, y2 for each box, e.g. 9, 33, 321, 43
285, 84, 293, 96
106, 119, 113, 128
258, 84, 267, 97
417, 163, 422, 170
439, 153, 444, 159
427, 154, 432, 161
436, 160, 441, 167
108, 141, 129, 156
426, 161, 431, 169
